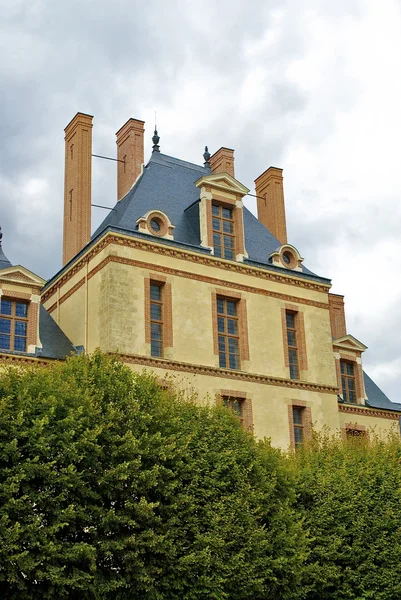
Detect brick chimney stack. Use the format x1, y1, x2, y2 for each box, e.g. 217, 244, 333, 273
63, 112, 93, 266
328, 294, 347, 339
254, 167, 287, 245
209, 147, 235, 178
116, 118, 145, 201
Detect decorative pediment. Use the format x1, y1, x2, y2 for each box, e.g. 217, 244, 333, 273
333, 334, 367, 352
195, 173, 250, 197
0, 265, 45, 287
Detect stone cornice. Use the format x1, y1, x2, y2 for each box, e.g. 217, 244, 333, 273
0, 353, 53, 366
338, 404, 400, 420
42, 233, 331, 303
118, 352, 339, 393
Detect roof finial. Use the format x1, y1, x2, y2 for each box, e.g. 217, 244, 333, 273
0, 226, 3, 247
203, 146, 211, 167
152, 112, 160, 154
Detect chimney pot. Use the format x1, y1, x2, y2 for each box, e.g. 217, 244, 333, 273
116, 118, 145, 201
254, 166, 287, 245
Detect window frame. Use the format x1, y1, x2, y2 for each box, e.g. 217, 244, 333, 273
0, 297, 29, 352
216, 295, 240, 370
286, 310, 299, 380
340, 360, 357, 404
149, 282, 164, 358
288, 402, 312, 450
212, 203, 236, 260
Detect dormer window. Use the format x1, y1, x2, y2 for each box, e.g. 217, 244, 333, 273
136, 210, 175, 240
0, 298, 28, 352
212, 204, 235, 260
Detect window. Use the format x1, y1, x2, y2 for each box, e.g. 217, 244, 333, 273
217, 297, 240, 370
341, 360, 356, 403
222, 396, 244, 424
292, 407, 304, 447
286, 311, 299, 380
150, 283, 164, 357
212, 204, 235, 260
0, 298, 28, 352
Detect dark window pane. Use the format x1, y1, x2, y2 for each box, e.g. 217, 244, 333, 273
223, 220, 233, 233
218, 335, 226, 353
212, 218, 221, 231
349, 391, 356, 404
14, 338, 26, 351
151, 341, 162, 357
150, 285, 161, 301
150, 303, 162, 320
151, 323, 162, 340
229, 354, 239, 370
222, 397, 229, 408
287, 330, 296, 346
223, 235, 234, 249
15, 321, 27, 336
224, 248, 234, 260
341, 362, 345, 374
16, 303, 27, 317
0, 319, 11, 334
213, 233, 221, 246
218, 317, 225, 333
228, 337, 238, 353
0, 300, 12, 316
214, 246, 222, 258
231, 399, 243, 417
0, 334, 10, 349
212, 205, 220, 216
289, 364, 299, 380
348, 379, 355, 391
288, 349, 298, 364
293, 407, 303, 425
217, 299, 224, 314
219, 353, 226, 368
222, 207, 232, 219
346, 363, 354, 376
226, 301, 237, 316
294, 427, 303, 445
227, 319, 237, 335
286, 313, 295, 328
150, 218, 160, 232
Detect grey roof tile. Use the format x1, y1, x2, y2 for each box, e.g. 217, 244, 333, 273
364, 370, 401, 413
38, 305, 76, 359
0, 245, 12, 270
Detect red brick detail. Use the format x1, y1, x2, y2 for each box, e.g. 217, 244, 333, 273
116, 118, 145, 201
63, 113, 93, 266
336, 355, 365, 403
341, 422, 368, 440
27, 302, 38, 346
47, 302, 57, 314
233, 205, 246, 257
2, 291, 31, 300
144, 277, 150, 344
255, 167, 287, 245
211, 292, 219, 355
209, 147, 235, 177
329, 293, 347, 338
59, 278, 86, 306
288, 401, 312, 450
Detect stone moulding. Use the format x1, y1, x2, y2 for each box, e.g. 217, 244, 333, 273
338, 404, 400, 420
42, 232, 331, 302
118, 352, 339, 394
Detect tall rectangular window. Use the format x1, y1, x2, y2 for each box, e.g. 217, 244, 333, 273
212, 204, 235, 260
0, 299, 28, 352
217, 297, 240, 370
286, 311, 299, 380
150, 283, 163, 357
292, 407, 304, 447
341, 360, 356, 404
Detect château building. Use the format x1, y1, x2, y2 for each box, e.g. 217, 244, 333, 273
1, 112, 400, 448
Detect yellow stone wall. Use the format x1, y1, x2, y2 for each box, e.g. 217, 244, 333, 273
40, 233, 399, 447
339, 409, 400, 439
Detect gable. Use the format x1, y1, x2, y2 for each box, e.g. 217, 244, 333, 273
333, 334, 367, 352
0, 266, 45, 287
195, 172, 250, 196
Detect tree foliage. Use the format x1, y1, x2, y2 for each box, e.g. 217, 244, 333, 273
0, 352, 304, 599
291, 434, 401, 600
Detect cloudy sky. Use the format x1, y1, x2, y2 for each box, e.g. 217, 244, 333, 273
1, 0, 401, 401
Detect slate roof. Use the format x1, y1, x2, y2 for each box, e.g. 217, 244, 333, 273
0, 245, 12, 270
364, 371, 401, 413
37, 305, 76, 360
92, 152, 327, 282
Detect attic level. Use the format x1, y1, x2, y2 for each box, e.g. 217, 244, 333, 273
61, 111, 317, 282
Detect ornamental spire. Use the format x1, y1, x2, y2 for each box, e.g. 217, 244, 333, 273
203, 146, 211, 167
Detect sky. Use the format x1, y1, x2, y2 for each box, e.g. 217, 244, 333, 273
1, 0, 401, 401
